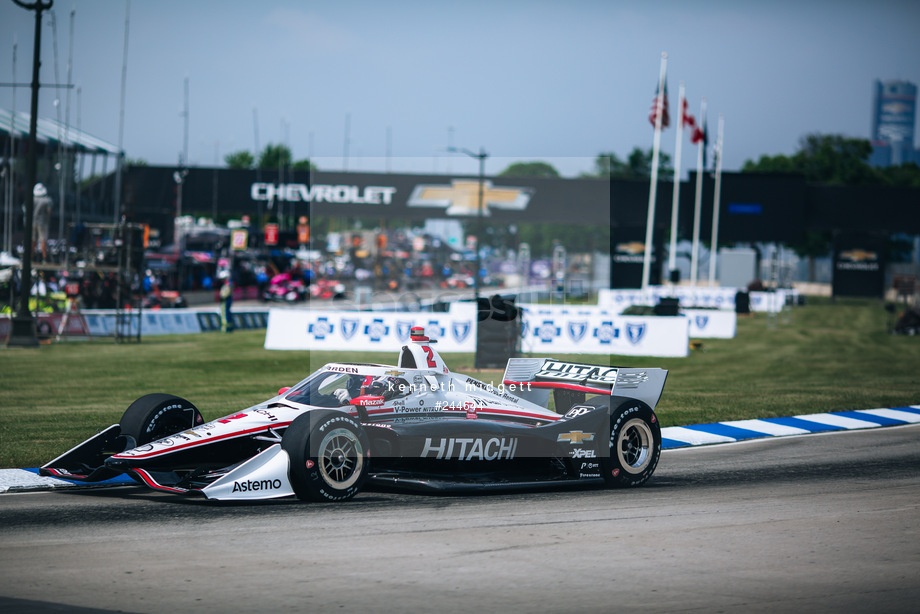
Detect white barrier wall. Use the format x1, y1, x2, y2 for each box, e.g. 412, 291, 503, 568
684, 308, 737, 339
598, 287, 795, 313
519, 304, 690, 357
264, 302, 478, 352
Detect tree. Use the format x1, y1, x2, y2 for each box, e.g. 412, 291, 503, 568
257, 143, 293, 169
292, 158, 317, 172
582, 153, 617, 178
741, 154, 798, 174
581, 149, 672, 180
743, 135, 920, 187
876, 161, 920, 188
498, 161, 560, 178
742, 134, 877, 185
796, 134, 877, 185
224, 150, 254, 169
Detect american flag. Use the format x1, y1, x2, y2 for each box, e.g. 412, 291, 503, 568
648, 80, 670, 129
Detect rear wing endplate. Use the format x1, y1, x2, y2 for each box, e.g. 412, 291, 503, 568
502, 358, 668, 411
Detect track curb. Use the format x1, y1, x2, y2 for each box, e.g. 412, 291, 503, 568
660, 405, 920, 449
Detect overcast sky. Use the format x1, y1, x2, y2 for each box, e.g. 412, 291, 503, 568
2, 0, 919, 179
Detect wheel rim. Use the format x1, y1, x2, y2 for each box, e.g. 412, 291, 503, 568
317, 428, 364, 490
616, 418, 653, 474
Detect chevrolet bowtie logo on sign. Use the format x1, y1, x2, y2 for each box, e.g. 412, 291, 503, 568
616, 241, 646, 255
840, 249, 878, 263
881, 101, 911, 115
407, 179, 533, 216
557, 431, 595, 445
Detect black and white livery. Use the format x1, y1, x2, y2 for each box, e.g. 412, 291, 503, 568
42, 327, 667, 502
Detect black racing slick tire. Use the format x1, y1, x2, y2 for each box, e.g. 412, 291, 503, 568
119, 393, 204, 446
282, 410, 370, 502
600, 400, 661, 488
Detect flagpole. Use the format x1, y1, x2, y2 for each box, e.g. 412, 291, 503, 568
642, 52, 667, 291
667, 82, 685, 288
689, 97, 707, 287
708, 114, 724, 286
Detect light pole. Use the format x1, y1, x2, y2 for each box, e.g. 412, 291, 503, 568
447, 146, 487, 302
8, 0, 53, 348
173, 168, 188, 290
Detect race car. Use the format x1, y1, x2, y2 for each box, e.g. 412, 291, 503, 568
41, 327, 667, 502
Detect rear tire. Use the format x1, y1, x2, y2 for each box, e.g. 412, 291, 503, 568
282, 410, 369, 502
600, 400, 661, 488
120, 393, 204, 445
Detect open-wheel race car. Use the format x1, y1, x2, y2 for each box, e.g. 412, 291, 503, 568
41, 327, 667, 502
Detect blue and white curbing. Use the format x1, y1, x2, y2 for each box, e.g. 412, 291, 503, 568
661, 405, 920, 449
2, 405, 918, 493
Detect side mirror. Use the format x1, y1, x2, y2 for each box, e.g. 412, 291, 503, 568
278, 386, 291, 396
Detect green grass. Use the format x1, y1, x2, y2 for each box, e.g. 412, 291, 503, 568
2, 298, 918, 468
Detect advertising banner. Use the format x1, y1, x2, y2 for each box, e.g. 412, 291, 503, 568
832, 232, 886, 299
610, 227, 662, 289
598, 287, 793, 313
519, 304, 689, 357
0, 313, 90, 340
83, 309, 204, 336
264, 303, 478, 353
683, 309, 737, 339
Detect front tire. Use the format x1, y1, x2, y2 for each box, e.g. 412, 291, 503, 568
601, 400, 661, 488
282, 410, 369, 502
120, 393, 204, 446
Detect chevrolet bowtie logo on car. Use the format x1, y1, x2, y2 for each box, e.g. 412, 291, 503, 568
557, 431, 595, 444
840, 249, 878, 263
407, 179, 533, 216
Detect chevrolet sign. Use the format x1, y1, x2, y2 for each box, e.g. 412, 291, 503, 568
250, 183, 397, 205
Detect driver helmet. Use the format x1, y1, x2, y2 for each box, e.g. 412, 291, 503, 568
364, 375, 409, 401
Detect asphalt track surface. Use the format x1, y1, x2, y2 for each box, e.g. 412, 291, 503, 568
1, 425, 918, 614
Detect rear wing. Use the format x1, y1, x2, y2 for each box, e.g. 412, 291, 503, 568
502, 358, 668, 412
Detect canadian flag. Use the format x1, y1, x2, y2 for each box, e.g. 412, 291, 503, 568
681, 98, 705, 144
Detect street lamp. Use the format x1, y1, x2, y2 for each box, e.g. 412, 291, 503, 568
446, 146, 488, 302
7, 0, 53, 348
